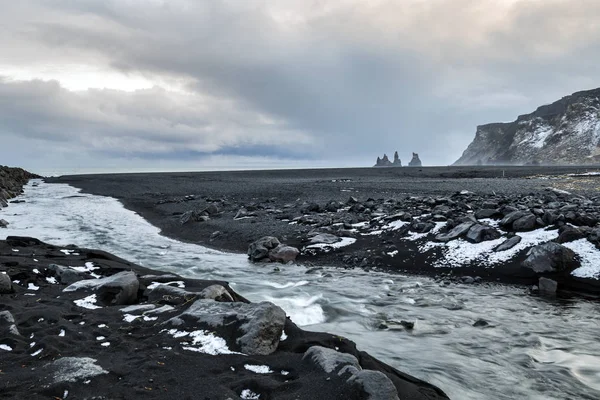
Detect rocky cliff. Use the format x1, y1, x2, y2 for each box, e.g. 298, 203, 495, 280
0, 166, 39, 210
454, 88, 600, 165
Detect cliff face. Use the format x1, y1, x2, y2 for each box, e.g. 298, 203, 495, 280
0, 166, 39, 208
454, 88, 600, 165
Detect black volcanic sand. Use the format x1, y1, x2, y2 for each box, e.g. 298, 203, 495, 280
47, 166, 600, 294
0, 237, 448, 399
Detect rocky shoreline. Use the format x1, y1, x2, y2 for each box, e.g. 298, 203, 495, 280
0, 166, 40, 227
48, 167, 600, 296
0, 236, 448, 399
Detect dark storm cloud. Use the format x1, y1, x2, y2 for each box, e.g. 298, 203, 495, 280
1, 0, 600, 171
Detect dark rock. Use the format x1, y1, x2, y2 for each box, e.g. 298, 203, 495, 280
348, 370, 401, 400
63, 270, 140, 306
410, 221, 435, 234
0, 273, 12, 293
204, 203, 219, 215
210, 231, 223, 240
465, 224, 501, 243
538, 277, 558, 295
512, 214, 537, 231
0, 310, 20, 336
473, 319, 489, 327
499, 211, 527, 228
556, 225, 585, 244
522, 242, 579, 274
42, 357, 108, 384
475, 209, 500, 219
461, 276, 475, 284
247, 236, 280, 262
493, 235, 522, 252
435, 221, 474, 242
0, 219, 8, 228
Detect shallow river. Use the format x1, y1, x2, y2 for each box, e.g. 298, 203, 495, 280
2, 181, 600, 399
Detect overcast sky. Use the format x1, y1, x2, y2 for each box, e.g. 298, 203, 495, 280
1, 0, 599, 174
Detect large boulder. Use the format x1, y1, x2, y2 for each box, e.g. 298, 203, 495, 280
348, 370, 401, 400
63, 270, 140, 306
168, 300, 286, 355
308, 232, 341, 245
522, 242, 579, 274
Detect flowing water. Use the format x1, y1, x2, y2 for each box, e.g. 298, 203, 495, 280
2, 181, 600, 400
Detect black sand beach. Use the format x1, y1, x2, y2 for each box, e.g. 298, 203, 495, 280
47, 166, 600, 294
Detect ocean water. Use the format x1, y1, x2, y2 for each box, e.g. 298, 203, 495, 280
2, 181, 600, 399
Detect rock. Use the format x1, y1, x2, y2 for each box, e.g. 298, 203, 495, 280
63, 270, 140, 306
408, 152, 422, 167
0, 310, 20, 336
522, 242, 579, 274
210, 230, 223, 240
473, 319, 489, 327
392, 151, 402, 166
499, 211, 527, 229
47, 264, 88, 285
269, 244, 300, 263
374, 154, 393, 167
146, 284, 197, 305
512, 214, 537, 231
475, 209, 500, 219
43, 357, 108, 384
308, 232, 341, 245
199, 284, 235, 302
0, 273, 12, 293
538, 277, 558, 295
493, 235, 522, 252
465, 224, 501, 243
410, 221, 435, 233
348, 370, 400, 400
204, 203, 219, 215
461, 276, 475, 284
180, 210, 196, 225
556, 225, 585, 244
435, 221, 474, 242
168, 300, 286, 355
248, 236, 281, 262
0, 219, 8, 228
303, 346, 361, 374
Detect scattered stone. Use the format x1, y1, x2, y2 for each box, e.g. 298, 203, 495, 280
465, 224, 501, 243
512, 214, 537, 231
556, 225, 585, 244
247, 236, 280, 262
308, 232, 341, 245
493, 235, 522, 252
303, 346, 361, 374
435, 221, 474, 242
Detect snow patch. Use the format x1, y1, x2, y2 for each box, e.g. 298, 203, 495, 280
74, 294, 101, 310
240, 389, 261, 399
244, 364, 273, 374
165, 329, 241, 355
564, 239, 600, 279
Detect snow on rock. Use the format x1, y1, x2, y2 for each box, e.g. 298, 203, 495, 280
163, 329, 241, 355
240, 389, 261, 399
46, 357, 108, 384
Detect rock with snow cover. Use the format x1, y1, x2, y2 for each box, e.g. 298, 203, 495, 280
63, 270, 140, 306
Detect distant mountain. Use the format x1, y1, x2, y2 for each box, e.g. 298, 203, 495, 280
454, 88, 600, 165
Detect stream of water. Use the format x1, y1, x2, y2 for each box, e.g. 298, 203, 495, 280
2, 181, 600, 399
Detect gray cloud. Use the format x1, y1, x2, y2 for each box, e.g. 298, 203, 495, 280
1, 0, 600, 172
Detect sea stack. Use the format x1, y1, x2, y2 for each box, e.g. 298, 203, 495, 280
374, 151, 402, 167
408, 153, 422, 167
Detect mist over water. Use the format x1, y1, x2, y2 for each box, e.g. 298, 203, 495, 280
2, 181, 600, 399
